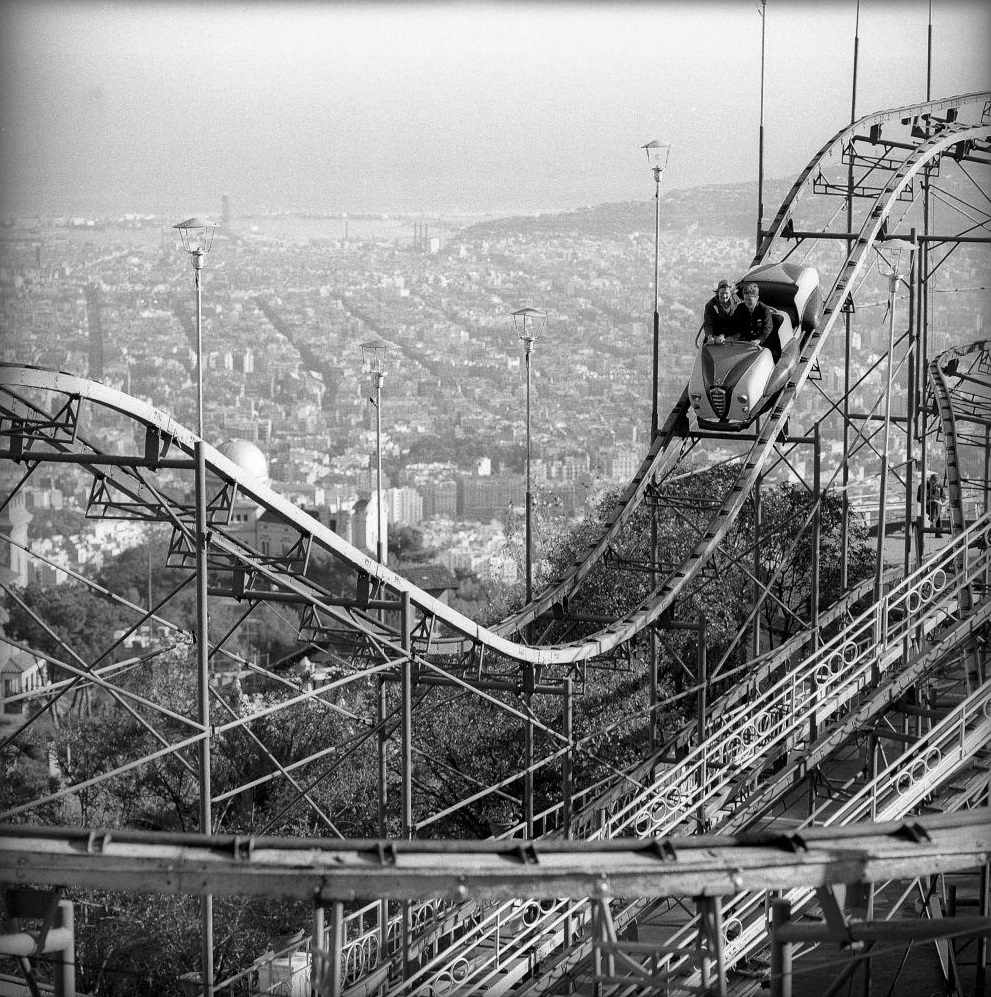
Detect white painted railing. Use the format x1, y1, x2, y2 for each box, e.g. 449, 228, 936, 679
673, 674, 991, 990
369, 517, 989, 996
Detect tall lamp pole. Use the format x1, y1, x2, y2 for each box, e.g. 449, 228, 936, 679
174, 217, 217, 441
756, 0, 767, 252
875, 239, 914, 605
174, 214, 217, 997
361, 340, 391, 565
512, 307, 547, 606
512, 306, 546, 839
642, 141, 671, 439
642, 142, 669, 759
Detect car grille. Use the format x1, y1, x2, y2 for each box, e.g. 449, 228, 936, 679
708, 386, 728, 419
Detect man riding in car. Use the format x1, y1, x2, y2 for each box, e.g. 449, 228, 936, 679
733, 282, 773, 345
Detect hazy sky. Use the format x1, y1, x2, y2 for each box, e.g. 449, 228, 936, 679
1, 0, 989, 218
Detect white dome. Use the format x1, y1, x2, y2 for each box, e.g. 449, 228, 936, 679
218, 439, 269, 487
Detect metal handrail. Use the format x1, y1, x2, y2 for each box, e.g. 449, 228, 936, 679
374, 519, 989, 995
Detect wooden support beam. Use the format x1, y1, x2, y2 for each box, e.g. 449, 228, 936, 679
2, 811, 988, 904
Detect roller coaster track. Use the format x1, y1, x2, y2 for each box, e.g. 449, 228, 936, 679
367, 94, 991, 996
494, 90, 991, 646
356, 516, 989, 997
2, 101, 988, 669
514, 524, 990, 995
1, 93, 989, 996
928, 337, 991, 546
543, 670, 991, 997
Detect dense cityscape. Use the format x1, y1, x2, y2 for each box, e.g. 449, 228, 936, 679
2, 177, 988, 592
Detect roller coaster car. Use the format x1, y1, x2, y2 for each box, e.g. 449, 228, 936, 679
688, 262, 822, 431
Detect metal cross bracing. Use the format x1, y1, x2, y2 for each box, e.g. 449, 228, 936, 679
1, 93, 990, 997
573, 566, 904, 813
172, 466, 987, 983
622, 672, 991, 997
488, 525, 991, 995
0, 346, 968, 992
0, 181, 976, 996
605, 518, 990, 836
506, 406, 991, 991
332, 99, 991, 988
721, 598, 991, 835
927, 339, 991, 535
564, 474, 982, 840
756, 93, 991, 259
535, 688, 990, 997
926, 339, 991, 694
506, 374, 991, 991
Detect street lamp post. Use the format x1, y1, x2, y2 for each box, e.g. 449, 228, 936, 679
642, 141, 671, 439
642, 141, 670, 759
756, 0, 768, 251
174, 217, 217, 441
875, 239, 915, 604
512, 306, 546, 839
361, 340, 391, 565
511, 307, 547, 607
174, 215, 217, 997
361, 340, 393, 941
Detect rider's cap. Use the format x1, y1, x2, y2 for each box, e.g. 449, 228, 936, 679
717, 279, 733, 290
743, 283, 759, 295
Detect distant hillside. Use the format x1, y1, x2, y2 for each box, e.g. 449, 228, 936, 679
464, 178, 794, 242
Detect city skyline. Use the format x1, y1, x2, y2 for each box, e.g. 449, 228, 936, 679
1, 0, 989, 220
